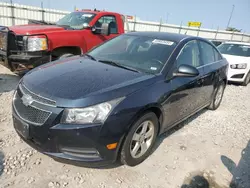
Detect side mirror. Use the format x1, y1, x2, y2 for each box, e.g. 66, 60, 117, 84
173, 64, 199, 77
91, 23, 110, 36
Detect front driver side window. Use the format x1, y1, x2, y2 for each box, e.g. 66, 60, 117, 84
95, 16, 118, 34
176, 40, 201, 68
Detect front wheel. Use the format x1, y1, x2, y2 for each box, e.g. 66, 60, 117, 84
208, 81, 225, 110
120, 112, 159, 166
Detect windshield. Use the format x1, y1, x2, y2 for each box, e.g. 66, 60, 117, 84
88, 34, 177, 74
218, 43, 250, 57
56, 12, 96, 30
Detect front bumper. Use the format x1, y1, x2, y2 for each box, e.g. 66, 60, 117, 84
0, 52, 50, 74
12, 87, 124, 166
227, 68, 249, 83
13, 109, 121, 166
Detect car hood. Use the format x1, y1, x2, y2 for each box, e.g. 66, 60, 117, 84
22, 57, 158, 107
222, 54, 250, 65
9, 25, 65, 35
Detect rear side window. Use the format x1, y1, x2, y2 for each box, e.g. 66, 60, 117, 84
213, 48, 222, 61
199, 41, 215, 65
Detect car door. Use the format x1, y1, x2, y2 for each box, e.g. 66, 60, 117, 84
162, 40, 205, 129
88, 15, 120, 50
198, 40, 223, 104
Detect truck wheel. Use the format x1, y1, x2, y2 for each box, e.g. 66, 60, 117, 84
242, 72, 250, 86
58, 53, 74, 59
120, 112, 159, 166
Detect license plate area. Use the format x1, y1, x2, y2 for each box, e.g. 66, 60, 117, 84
13, 115, 30, 139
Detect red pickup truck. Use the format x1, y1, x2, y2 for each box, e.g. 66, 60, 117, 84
0, 9, 125, 74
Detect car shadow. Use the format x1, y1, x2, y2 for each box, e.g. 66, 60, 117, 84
152, 108, 207, 154
221, 140, 250, 188
0, 150, 4, 177
0, 73, 20, 94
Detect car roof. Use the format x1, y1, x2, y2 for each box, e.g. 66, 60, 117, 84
223, 41, 250, 46
125, 31, 202, 43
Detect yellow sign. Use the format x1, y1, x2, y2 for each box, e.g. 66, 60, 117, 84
188, 22, 202, 27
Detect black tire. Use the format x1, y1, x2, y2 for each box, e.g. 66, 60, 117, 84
208, 81, 225, 110
58, 53, 74, 59
242, 72, 250, 86
120, 112, 159, 166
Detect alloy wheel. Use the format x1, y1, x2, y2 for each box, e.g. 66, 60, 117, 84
130, 120, 155, 159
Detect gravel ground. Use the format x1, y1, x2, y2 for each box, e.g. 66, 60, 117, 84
0, 65, 250, 188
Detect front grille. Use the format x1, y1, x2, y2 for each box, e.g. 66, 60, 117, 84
16, 35, 25, 51
13, 91, 51, 125
0, 27, 25, 54
8, 32, 24, 54
19, 84, 56, 106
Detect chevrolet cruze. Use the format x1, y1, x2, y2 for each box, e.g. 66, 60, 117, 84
13, 32, 228, 166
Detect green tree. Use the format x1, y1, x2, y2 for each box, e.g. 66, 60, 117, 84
226, 27, 242, 32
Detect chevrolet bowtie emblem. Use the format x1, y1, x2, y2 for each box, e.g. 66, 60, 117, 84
21, 94, 34, 106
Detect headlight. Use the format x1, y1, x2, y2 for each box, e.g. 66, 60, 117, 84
27, 35, 48, 51
61, 97, 125, 124
230, 63, 247, 69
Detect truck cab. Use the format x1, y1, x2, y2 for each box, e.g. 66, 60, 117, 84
0, 9, 125, 74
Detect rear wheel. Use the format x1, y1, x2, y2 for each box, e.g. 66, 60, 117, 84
242, 72, 250, 86
120, 112, 159, 166
208, 81, 225, 110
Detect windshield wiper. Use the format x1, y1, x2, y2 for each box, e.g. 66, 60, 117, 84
28, 19, 54, 25
98, 60, 140, 73
84, 54, 97, 61
56, 24, 75, 30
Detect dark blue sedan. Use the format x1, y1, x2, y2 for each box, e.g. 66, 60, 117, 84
12, 32, 228, 166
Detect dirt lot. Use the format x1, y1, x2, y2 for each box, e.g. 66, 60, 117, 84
0, 65, 249, 188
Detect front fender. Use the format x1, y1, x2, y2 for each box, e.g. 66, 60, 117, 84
46, 30, 87, 53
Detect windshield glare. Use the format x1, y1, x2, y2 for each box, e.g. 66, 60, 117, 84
56, 12, 95, 30
218, 43, 250, 57
88, 35, 177, 74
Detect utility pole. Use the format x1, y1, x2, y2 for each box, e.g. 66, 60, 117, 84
41, 2, 44, 22
166, 13, 170, 23
226, 5, 235, 29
